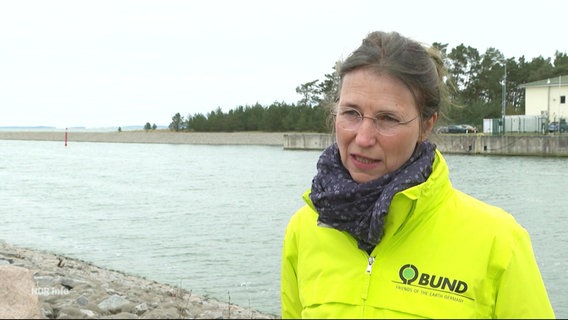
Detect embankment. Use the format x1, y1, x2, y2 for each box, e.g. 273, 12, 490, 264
282, 132, 568, 156
0, 130, 285, 146
0, 241, 278, 319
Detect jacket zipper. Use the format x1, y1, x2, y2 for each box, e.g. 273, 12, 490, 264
366, 256, 375, 274
361, 255, 375, 317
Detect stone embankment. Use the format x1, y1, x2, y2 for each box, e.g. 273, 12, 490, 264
0, 241, 278, 319
0, 131, 285, 146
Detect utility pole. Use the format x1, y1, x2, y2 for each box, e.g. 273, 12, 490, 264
501, 62, 507, 135
547, 78, 551, 127
559, 75, 562, 133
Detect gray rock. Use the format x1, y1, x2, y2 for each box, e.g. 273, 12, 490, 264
133, 302, 148, 315
97, 294, 130, 314
76, 295, 89, 306
141, 307, 180, 319
39, 303, 54, 319
80, 308, 97, 318
56, 306, 84, 319
61, 277, 76, 288
106, 311, 139, 319
201, 309, 225, 319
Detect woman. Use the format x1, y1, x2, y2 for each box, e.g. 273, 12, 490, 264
280, 31, 554, 319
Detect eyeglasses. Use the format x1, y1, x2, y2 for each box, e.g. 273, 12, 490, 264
332, 108, 419, 136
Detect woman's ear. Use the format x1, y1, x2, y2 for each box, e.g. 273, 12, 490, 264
420, 112, 438, 141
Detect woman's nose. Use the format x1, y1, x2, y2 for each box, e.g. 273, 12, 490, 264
355, 117, 377, 147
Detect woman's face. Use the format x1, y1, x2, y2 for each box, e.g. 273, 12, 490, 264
335, 68, 435, 184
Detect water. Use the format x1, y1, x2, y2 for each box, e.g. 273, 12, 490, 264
0, 140, 566, 317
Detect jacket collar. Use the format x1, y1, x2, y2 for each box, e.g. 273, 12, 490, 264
303, 150, 453, 245
383, 150, 453, 240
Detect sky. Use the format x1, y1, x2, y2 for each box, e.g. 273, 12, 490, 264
1, 0, 567, 129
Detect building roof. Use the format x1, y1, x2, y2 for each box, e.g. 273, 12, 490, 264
519, 75, 568, 88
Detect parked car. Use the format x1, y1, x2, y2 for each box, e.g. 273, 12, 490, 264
437, 124, 477, 134
548, 121, 568, 133
460, 124, 478, 133
436, 126, 449, 133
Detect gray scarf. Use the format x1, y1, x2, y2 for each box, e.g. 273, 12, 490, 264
310, 141, 436, 253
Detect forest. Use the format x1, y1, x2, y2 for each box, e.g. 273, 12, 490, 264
162, 43, 568, 133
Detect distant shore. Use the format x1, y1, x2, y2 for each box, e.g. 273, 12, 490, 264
0, 130, 286, 146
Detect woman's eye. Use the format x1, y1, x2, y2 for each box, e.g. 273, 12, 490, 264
376, 114, 399, 122
342, 109, 361, 117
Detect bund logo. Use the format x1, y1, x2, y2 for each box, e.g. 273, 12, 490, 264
398, 264, 469, 295
399, 264, 419, 284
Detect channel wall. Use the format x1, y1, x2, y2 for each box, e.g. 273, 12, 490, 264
283, 133, 568, 157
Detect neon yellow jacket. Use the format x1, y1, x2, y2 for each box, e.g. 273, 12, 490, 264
281, 150, 555, 319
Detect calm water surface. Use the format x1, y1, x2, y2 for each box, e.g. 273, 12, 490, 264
0, 140, 566, 317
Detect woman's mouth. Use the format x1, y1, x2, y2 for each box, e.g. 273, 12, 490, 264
351, 154, 379, 169
355, 155, 374, 164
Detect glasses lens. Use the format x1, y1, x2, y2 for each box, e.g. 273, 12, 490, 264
374, 119, 398, 136
337, 112, 359, 131
335, 110, 413, 136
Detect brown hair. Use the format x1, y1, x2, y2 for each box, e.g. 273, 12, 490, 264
335, 31, 449, 122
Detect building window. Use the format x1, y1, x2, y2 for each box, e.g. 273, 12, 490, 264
562, 95, 566, 104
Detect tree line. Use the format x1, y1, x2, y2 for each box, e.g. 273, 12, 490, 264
167, 43, 568, 133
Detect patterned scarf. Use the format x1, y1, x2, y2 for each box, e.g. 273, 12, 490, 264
310, 141, 436, 253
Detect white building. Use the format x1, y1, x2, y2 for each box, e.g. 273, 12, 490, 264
519, 75, 568, 122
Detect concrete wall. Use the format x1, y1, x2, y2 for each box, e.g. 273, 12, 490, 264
431, 134, 568, 157
283, 133, 335, 150
283, 133, 568, 157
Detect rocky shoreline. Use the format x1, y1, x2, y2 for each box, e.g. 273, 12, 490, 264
0, 241, 279, 319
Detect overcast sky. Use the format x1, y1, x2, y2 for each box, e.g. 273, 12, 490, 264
1, 0, 566, 129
